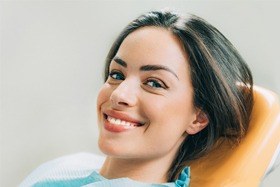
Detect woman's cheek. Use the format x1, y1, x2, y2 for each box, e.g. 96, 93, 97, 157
97, 83, 112, 108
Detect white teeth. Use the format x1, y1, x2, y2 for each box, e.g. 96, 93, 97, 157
107, 116, 137, 127
116, 119, 121, 125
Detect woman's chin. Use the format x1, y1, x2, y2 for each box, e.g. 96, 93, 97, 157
98, 138, 123, 157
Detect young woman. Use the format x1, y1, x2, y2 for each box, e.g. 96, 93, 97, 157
21, 9, 253, 187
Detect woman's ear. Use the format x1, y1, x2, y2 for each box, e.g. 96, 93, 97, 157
186, 109, 209, 135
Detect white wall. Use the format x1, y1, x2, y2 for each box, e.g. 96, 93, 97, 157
1, 1, 280, 186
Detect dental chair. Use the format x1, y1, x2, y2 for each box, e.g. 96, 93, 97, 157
189, 85, 280, 186
20, 86, 280, 187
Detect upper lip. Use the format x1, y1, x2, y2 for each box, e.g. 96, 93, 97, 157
103, 109, 144, 126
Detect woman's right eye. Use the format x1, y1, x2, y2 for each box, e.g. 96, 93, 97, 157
108, 70, 125, 81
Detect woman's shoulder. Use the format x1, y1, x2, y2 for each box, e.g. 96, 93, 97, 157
175, 167, 190, 187
19, 152, 105, 186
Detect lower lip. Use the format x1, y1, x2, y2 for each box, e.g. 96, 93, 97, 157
104, 119, 138, 133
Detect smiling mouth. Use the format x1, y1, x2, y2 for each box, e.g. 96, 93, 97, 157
104, 114, 144, 127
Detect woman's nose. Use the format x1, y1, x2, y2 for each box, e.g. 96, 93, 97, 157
110, 80, 138, 109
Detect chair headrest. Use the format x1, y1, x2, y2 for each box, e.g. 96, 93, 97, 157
189, 86, 280, 187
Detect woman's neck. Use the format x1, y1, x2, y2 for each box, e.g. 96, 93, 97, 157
99, 155, 174, 183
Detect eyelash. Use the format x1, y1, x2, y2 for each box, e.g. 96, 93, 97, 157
144, 78, 167, 89
108, 70, 168, 89
109, 70, 124, 80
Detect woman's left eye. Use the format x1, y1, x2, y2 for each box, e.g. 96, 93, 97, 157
144, 79, 167, 89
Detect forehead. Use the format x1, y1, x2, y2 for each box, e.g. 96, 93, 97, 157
115, 27, 189, 72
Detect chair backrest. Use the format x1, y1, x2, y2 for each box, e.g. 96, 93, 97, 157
189, 86, 280, 187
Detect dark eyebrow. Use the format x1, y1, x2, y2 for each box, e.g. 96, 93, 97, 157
113, 56, 127, 67
140, 65, 179, 80
113, 56, 179, 80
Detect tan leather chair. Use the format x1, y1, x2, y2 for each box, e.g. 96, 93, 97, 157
189, 86, 280, 187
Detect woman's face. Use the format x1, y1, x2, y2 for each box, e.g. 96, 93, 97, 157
97, 27, 199, 161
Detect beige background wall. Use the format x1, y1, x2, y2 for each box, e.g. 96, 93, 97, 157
1, 1, 280, 186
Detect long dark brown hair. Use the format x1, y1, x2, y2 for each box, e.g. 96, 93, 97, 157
103, 10, 254, 182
